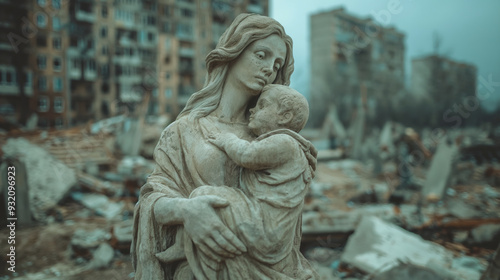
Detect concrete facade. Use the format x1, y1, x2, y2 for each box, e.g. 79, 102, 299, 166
0, 0, 269, 129
309, 7, 405, 128
411, 55, 477, 127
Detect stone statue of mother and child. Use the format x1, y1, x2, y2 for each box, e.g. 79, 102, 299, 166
132, 13, 319, 279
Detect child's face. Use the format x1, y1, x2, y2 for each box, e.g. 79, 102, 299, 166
248, 89, 282, 136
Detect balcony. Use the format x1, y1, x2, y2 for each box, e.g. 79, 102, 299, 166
75, 10, 95, 22
179, 47, 195, 57
113, 55, 141, 66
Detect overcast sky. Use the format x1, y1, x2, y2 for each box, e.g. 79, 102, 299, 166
270, 0, 500, 111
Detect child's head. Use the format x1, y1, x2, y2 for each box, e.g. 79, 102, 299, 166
248, 84, 309, 136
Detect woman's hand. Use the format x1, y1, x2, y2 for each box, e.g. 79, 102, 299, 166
179, 195, 247, 262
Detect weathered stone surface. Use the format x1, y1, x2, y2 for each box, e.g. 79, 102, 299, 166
422, 139, 458, 202
341, 216, 454, 274
132, 13, 318, 279
89, 243, 115, 269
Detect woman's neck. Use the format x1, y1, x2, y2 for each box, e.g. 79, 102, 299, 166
212, 81, 252, 123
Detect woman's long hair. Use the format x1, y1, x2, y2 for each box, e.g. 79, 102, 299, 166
177, 13, 295, 120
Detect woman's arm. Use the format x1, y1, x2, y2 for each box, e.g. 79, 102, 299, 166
153, 196, 247, 261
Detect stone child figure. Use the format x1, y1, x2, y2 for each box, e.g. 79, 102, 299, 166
162, 84, 317, 279
131, 13, 318, 279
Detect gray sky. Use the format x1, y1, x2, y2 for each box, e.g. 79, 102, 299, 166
271, 0, 500, 111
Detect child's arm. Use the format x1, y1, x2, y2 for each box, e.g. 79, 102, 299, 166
209, 132, 295, 170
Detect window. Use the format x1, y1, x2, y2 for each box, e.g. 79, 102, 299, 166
52, 0, 61, 9
25, 72, 32, 86
147, 32, 155, 42
181, 8, 193, 17
100, 64, 109, 77
101, 83, 109, 93
53, 37, 61, 49
162, 22, 171, 33
38, 96, 49, 112
37, 55, 47, 70
165, 88, 172, 98
100, 27, 107, 38
86, 60, 96, 72
143, 15, 156, 26
36, 13, 47, 28
53, 77, 63, 92
101, 45, 108, 55
54, 97, 64, 113
102, 5, 108, 18
53, 57, 62, 71
36, 36, 47, 47
38, 76, 47, 91
71, 59, 80, 70
55, 118, 64, 129
6, 71, 13, 84
52, 17, 61, 31
165, 72, 170, 79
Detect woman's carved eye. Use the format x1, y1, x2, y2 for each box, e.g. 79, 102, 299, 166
256, 51, 265, 59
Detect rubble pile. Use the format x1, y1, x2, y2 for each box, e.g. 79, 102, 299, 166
0, 120, 499, 279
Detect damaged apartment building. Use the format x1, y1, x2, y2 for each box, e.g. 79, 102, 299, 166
0, 0, 269, 129
309, 7, 405, 128
411, 54, 477, 127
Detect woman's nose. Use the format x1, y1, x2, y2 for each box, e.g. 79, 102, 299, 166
262, 64, 273, 76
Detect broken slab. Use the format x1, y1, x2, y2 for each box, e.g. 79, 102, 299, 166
2, 138, 77, 221
89, 242, 115, 269
341, 216, 454, 275
71, 192, 124, 220
421, 139, 459, 202
341, 216, 485, 280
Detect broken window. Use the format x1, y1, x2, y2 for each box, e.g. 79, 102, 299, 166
53, 57, 62, 71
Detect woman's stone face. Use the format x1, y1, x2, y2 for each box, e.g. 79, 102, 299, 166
227, 34, 287, 95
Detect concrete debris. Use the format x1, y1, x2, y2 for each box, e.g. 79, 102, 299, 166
72, 192, 124, 220
117, 156, 155, 178
341, 216, 454, 275
467, 224, 500, 247
77, 171, 123, 195
71, 228, 112, 250
421, 138, 459, 203
446, 198, 482, 219
89, 243, 115, 269
341, 216, 486, 280
2, 138, 77, 221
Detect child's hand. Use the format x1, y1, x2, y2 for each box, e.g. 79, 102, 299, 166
207, 132, 233, 150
